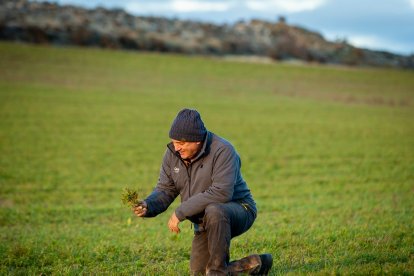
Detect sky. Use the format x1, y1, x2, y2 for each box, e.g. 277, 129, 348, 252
43, 0, 414, 55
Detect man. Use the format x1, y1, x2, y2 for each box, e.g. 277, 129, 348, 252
133, 108, 272, 275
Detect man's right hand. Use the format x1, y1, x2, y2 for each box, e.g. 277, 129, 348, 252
133, 201, 148, 217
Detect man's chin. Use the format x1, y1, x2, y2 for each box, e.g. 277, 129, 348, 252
180, 154, 192, 161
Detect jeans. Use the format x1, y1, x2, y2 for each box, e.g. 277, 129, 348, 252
190, 200, 257, 275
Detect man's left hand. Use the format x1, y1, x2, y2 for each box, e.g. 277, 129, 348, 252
168, 212, 181, 234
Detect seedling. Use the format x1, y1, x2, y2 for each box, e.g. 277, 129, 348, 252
121, 187, 141, 208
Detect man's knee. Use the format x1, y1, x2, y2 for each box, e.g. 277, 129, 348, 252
204, 203, 227, 225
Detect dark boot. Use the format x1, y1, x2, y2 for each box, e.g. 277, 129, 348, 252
227, 254, 261, 275
252, 254, 273, 275
227, 253, 273, 275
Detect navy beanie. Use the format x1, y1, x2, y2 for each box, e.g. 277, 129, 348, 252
169, 108, 207, 142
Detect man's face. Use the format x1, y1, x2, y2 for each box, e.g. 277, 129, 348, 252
171, 139, 202, 160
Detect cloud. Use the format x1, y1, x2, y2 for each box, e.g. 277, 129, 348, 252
348, 35, 412, 54
125, 0, 326, 14
172, 1, 234, 12
409, 0, 414, 8
126, 0, 234, 14
324, 31, 413, 55
125, 2, 168, 13
347, 35, 384, 49
245, 0, 326, 13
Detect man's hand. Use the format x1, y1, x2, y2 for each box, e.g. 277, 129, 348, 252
133, 201, 147, 217
168, 212, 181, 234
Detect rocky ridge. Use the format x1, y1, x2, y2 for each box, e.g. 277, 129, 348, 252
1, 0, 413, 68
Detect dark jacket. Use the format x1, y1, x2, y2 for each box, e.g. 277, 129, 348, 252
144, 131, 256, 222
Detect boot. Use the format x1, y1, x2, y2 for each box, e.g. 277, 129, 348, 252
227, 253, 273, 275
227, 254, 261, 275
252, 254, 273, 275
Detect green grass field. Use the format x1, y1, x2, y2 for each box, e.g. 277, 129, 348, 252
1, 41, 413, 275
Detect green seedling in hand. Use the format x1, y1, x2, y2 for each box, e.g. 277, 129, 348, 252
121, 187, 142, 208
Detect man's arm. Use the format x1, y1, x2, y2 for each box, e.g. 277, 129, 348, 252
135, 149, 179, 218
175, 145, 238, 221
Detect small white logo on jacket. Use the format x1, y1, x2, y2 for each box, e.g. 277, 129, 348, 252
174, 167, 180, 173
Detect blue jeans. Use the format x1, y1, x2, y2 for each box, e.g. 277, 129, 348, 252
190, 200, 257, 275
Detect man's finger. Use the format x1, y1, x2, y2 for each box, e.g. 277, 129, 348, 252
137, 208, 147, 217
133, 206, 147, 217
168, 223, 180, 234
168, 220, 175, 232
169, 226, 179, 233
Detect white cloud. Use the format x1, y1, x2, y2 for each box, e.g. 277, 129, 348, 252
348, 35, 412, 54
126, 0, 234, 14
245, 0, 326, 13
347, 35, 382, 49
172, 1, 234, 12
324, 32, 413, 55
126, 2, 169, 14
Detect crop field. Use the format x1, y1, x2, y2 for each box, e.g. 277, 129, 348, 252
0, 41, 413, 275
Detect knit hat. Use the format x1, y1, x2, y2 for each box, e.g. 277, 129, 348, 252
169, 108, 207, 142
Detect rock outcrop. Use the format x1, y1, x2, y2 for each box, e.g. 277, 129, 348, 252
1, 0, 413, 68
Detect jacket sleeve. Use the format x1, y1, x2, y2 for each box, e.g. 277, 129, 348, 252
144, 150, 179, 217
175, 145, 237, 221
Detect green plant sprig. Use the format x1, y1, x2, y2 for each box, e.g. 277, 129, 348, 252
121, 187, 141, 208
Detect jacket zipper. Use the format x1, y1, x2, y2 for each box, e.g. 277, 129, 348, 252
167, 145, 194, 199
187, 163, 192, 199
